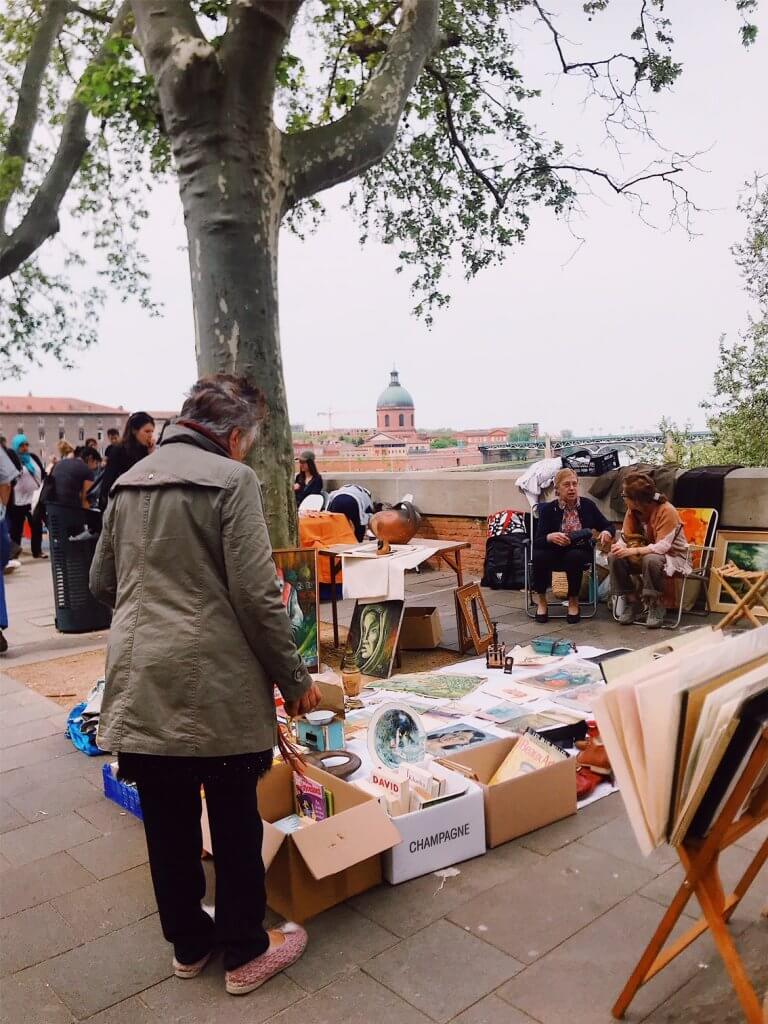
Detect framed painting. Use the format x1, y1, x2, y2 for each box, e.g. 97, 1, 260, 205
455, 583, 493, 655
707, 530, 768, 616
341, 600, 405, 679
273, 548, 320, 672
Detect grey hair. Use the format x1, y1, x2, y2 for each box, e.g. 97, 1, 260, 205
179, 374, 265, 439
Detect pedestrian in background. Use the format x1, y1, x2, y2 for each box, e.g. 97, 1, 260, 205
99, 412, 155, 509
0, 445, 20, 653
7, 434, 46, 559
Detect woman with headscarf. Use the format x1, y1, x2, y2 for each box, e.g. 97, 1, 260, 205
609, 471, 689, 629
352, 603, 397, 676
7, 434, 46, 558
98, 412, 155, 509
90, 375, 320, 996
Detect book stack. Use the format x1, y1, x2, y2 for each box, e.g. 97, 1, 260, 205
593, 625, 768, 854
488, 730, 568, 786
293, 772, 335, 822
357, 764, 456, 816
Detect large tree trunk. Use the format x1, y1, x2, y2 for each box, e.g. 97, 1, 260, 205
181, 140, 297, 548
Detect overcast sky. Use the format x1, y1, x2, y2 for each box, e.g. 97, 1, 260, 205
2, 3, 766, 436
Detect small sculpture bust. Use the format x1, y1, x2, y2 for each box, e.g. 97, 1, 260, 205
368, 501, 421, 555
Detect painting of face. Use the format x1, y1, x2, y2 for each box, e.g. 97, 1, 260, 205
342, 600, 404, 679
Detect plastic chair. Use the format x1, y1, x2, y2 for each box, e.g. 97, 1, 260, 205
523, 503, 598, 619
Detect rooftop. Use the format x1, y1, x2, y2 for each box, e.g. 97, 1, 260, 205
377, 368, 414, 409
0, 396, 126, 415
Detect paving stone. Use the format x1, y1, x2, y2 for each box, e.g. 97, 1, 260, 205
76, 798, 142, 835
734, 815, 768, 854
0, 715, 62, 749
7, 776, 102, 823
80, 996, 159, 1024
34, 914, 172, 1018
142, 959, 303, 1023
518, 792, 625, 855
2, 697, 63, 726
0, 796, 27, 834
0, 969, 75, 1024
497, 894, 721, 1024
52, 864, 156, 943
0, 732, 75, 772
283, 904, 398, 992
577, 813, 679, 875
643, 922, 768, 1023
351, 841, 541, 938
0, 676, 24, 696
271, 968, 433, 1024
0, 751, 93, 797
450, 994, 540, 1024
364, 919, 523, 1023
639, 843, 768, 935
1, 684, 53, 706
0, 810, 101, 868
0, 902, 78, 976
0, 851, 95, 917
67, 826, 148, 879
448, 841, 655, 963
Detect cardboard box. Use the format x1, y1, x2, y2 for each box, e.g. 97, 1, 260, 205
201, 763, 401, 922
399, 606, 443, 649
381, 763, 486, 884
442, 737, 576, 848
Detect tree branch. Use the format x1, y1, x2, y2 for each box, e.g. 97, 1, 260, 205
0, 1, 132, 280
220, 1, 304, 107
427, 64, 504, 209
284, 0, 439, 205
0, 0, 71, 236
130, 0, 208, 86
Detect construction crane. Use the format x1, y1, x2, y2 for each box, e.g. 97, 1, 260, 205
316, 408, 365, 430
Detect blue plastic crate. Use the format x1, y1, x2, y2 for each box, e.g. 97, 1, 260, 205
102, 763, 143, 821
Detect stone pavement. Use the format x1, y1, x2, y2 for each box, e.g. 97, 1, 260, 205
1, 559, 766, 1023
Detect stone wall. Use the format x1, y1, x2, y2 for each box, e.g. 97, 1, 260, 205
324, 467, 768, 580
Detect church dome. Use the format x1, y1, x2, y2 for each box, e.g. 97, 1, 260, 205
377, 368, 414, 409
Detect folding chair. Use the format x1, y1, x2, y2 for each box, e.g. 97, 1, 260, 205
524, 503, 598, 619
610, 508, 719, 629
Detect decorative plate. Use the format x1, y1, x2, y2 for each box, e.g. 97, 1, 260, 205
367, 701, 426, 770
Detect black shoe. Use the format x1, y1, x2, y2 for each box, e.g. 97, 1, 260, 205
535, 611, 549, 623
0, 630, 7, 654
566, 612, 581, 625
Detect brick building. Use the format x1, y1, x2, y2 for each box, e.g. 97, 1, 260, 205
0, 396, 128, 461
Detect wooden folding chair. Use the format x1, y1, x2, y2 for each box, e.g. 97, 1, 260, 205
713, 564, 768, 630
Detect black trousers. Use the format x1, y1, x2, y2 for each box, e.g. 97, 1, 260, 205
328, 493, 366, 542
123, 752, 272, 971
532, 546, 592, 598
7, 502, 43, 557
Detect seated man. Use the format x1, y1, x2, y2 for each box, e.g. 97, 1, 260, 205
532, 468, 614, 624
609, 471, 689, 629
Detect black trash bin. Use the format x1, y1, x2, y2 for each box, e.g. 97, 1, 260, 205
46, 503, 112, 634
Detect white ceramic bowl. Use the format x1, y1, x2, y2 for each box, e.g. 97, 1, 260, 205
305, 710, 334, 725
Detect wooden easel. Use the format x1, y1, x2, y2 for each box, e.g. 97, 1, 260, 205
613, 728, 768, 1024
713, 564, 768, 630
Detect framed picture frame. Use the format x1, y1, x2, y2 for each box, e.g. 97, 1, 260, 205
455, 582, 493, 655
341, 599, 405, 679
273, 548, 320, 672
707, 530, 768, 616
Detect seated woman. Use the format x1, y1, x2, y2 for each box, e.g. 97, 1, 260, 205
609, 472, 689, 629
532, 468, 615, 624
293, 451, 323, 507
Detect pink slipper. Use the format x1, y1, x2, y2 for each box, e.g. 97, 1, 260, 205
172, 950, 213, 979
225, 923, 308, 996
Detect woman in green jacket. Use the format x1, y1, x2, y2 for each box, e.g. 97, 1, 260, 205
91, 375, 320, 996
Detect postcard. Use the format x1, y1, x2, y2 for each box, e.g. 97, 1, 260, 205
366, 672, 486, 701
521, 659, 604, 695
426, 722, 497, 756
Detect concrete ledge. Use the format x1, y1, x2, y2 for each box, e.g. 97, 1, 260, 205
326, 467, 768, 529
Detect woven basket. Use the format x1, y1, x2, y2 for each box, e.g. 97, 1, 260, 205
552, 571, 569, 599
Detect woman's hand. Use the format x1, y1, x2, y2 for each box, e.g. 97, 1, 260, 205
611, 544, 640, 559
293, 482, 300, 492
547, 532, 571, 546
599, 530, 613, 546
284, 683, 322, 718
